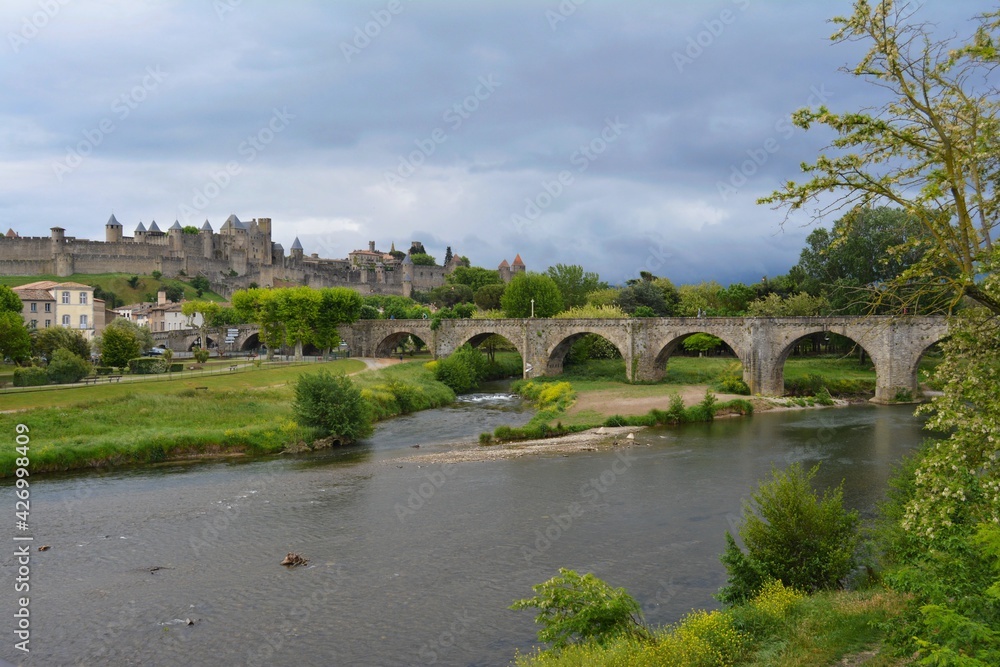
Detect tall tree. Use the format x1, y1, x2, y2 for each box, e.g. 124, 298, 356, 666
0, 285, 21, 314
500, 273, 563, 318
181, 300, 221, 353
545, 264, 605, 309
313, 287, 363, 355
232, 288, 284, 359
33, 326, 91, 360
444, 246, 453, 265
760, 1, 1000, 314
0, 312, 31, 364
795, 207, 937, 313
97, 319, 142, 367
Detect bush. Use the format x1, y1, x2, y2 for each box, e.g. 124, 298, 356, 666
127, 357, 168, 374
13, 367, 49, 387
293, 370, 372, 442
510, 569, 649, 650
716, 373, 751, 395
434, 345, 493, 393
192, 347, 210, 363
94, 366, 115, 375
719, 463, 859, 604
169, 363, 184, 373
46, 349, 92, 384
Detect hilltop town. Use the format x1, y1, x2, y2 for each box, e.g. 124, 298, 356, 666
1, 214, 525, 299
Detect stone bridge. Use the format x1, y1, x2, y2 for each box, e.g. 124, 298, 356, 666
339, 316, 949, 403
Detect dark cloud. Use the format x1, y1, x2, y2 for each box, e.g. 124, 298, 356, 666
0, 0, 989, 286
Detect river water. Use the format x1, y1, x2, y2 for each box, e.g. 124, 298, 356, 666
1, 392, 927, 667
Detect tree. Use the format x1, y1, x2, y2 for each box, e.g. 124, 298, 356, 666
444, 246, 453, 265
545, 264, 605, 309
163, 284, 184, 303
429, 284, 474, 308
34, 326, 90, 360
275, 287, 321, 360
409, 252, 436, 266
93, 285, 122, 309
189, 275, 211, 292
682, 333, 724, 355
0, 312, 31, 364
446, 265, 502, 292
500, 272, 563, 318
98, 319, 143, 367
182, 225, 199, 235
313, 287, 363, 355
746, 292, 830, 317
474, 283, 506, 311
0, 285, 21, 313
760, 1, 1000, 315
510, 569, 649, 650
795, 207, 937, 313
718, 463, 859, 604
293, 371, 372, 442
181, 300, 221, 356
232, 288, 284, 359
46, 348, 91, 384
615, 281, 671, 316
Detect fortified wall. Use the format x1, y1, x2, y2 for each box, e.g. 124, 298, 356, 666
0, 215, 476, 298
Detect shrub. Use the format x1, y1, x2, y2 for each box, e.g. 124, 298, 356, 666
169, 363, 184, 373
128, 357, 168, 375
510, 568, 649, 650
192, 347, 210, 363
815, 386, 835, 406
94, 366, 115, 376
719, 463, 859, 604
716, 373, 751, 395
46, 349, 92, 384
13, 367, 49, 387
293, 370, 372, 442
434, 345, 491, 393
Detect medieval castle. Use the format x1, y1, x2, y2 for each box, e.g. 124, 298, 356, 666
1, 215, 526, 297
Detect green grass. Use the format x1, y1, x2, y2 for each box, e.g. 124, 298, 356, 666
513, 587, 909, 667
0, 359, 365, 412
0, 272, 225, 303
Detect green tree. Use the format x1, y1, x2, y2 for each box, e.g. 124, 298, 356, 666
682, 333, 724, 355
410, 252, 436, 266
163, 284, 184, 303
182, 225, 199, 235
232, 288, 284, 359
98, 319, 142, 367
545, 264, 605, 309
0, 285, 21, 313
446, 265, 502, 292
759, 1, 1000, 315
615, 281, 671, 316
795, 207, 936, 314
429, 284, 474, 308
444, 246, 453, 265
746, 292, 830, 317
189, 275, 211, 292
46, 348, 91, 384
510, 569, 649, 650
719, 463, 859, 604
313, 287, 363, 355
181, 300, 221, 356
0, 312, 31, 364
293, 371, 372, 442
474, 283, 505, 311
33, 326, 90, 360
500, 273, 563, 318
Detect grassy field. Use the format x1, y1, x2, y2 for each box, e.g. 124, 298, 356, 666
0, 359, 366, 475
0, 272, 225, 303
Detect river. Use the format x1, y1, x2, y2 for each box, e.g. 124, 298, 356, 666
0, 392, 927, 667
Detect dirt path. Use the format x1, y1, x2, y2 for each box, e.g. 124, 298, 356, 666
568, 384, 749, 418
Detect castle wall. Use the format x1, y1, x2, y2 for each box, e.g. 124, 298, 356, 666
0, 237, 52, 261
0, 259, 53, 275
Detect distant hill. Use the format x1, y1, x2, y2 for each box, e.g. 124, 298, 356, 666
0, 273, 226, 307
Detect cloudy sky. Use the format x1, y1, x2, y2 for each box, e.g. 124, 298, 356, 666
0, 1, 984, 286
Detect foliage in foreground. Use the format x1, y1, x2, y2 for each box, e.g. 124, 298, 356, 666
719, 463, 859, 605
513, 576, 904, 667
293, 370, 373, 442
510, 569, 650, 650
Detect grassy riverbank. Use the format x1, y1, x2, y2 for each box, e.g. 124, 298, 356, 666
514, 584, 909, 666
0, 358, 455, 477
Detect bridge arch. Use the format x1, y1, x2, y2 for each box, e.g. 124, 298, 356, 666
645, 327, 748, 383
771, 329, 876, 396
541, 322, 632, 379
373, 329, 431, 357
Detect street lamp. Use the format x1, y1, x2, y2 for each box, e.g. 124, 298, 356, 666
530, 298, 535, 318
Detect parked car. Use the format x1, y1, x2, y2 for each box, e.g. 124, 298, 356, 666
144, 347, 167, 356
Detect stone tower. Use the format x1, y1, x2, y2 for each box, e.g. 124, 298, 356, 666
200, 220, 213, 259
511, 253, 526, 276
401, 253, 413, 298
498, 259, 511, 283
290, 237, 304, 261
105, 214, 123, 243
169, 220, 183, 253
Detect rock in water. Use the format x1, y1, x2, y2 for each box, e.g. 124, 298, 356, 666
281, 552, 308, 567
